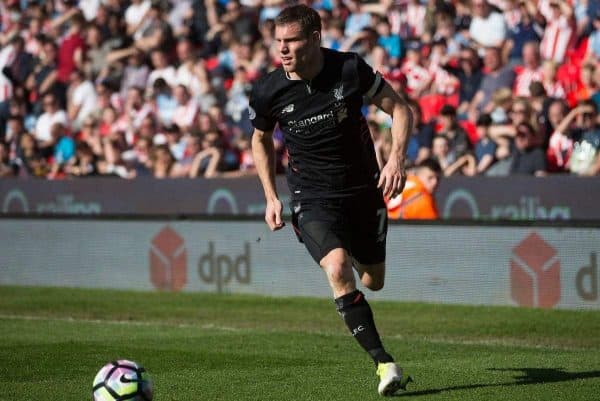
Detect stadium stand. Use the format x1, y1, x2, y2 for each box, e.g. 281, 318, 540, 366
0, 0, 599, 179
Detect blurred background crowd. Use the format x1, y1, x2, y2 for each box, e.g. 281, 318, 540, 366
0, 0, 599, 180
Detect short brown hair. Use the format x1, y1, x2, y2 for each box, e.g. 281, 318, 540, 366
275, 5, 321, 38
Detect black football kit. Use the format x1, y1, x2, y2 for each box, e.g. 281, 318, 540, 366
249, 48, 388, 264
250, 47, 404, 375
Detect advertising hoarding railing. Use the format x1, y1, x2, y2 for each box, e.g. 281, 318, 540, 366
1, 176, 599, 221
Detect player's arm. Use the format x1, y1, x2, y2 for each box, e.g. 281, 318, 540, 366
370, 82, 413, 198
252, 127, 284, 231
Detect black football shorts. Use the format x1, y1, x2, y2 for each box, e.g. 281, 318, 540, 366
290, 190, 388, 266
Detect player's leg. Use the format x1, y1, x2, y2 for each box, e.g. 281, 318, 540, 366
352, 260, 413, 396
293, 203, 391, 361
319, 247, 356, 297
354, 261, 386, 291
292, 200, 411, 395
348, 192, 413, 395
319, 247, 393, 363
323, 249, 412, 395
350, 191, 388, 292
350, 190, 388, 292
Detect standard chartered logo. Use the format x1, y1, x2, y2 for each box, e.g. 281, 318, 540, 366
288, 111, 335, 128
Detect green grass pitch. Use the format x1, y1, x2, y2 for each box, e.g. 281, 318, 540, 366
0, 286, 599, 400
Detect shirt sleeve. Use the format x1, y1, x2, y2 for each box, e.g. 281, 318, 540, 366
248, 80, 275, 132
355, 53, 384, 98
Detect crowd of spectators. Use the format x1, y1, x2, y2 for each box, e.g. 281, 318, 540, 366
0, 0, 599, 179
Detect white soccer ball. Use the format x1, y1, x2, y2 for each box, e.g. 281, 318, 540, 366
92, 360, 153, 401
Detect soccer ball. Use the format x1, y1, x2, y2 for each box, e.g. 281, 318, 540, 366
92, 360, 153, 401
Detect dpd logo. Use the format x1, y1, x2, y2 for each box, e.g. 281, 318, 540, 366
149, 226, 187, 291
577, 253, 598, 301
198, 242, 251, 293
510, 232, 560, 308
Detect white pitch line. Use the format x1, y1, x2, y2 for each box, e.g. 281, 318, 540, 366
390, 334, 584, 352
0, 314, 241, 332
0, 314, 585, 351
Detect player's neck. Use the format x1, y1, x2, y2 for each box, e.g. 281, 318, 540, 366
287, 48, 324, 82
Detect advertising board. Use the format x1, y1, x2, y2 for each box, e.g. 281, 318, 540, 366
1, 219, 598, 309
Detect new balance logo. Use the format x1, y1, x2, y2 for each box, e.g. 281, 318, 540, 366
282, 104, 295, 114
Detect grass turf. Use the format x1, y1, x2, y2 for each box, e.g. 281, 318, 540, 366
0, 286, 598, 401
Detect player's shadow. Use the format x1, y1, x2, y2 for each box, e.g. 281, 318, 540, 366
395, 367, 600, 397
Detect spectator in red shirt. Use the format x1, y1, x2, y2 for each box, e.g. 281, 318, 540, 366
57, 13, 86, 84
539, 0, 574, 64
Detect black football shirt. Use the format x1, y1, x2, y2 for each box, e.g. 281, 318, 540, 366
249, 48, 384, 201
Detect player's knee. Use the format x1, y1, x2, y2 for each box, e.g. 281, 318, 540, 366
369, 280, 385, 292
322, 257, 353, 287
363, 276, 385, 291
325, 262, 353, 285
356, 261, 386, 291
321, 249, 356, 294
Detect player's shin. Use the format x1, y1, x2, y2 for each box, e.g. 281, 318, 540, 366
334, 289, 394, 365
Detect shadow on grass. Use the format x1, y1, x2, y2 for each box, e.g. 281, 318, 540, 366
396, 368, 600, 397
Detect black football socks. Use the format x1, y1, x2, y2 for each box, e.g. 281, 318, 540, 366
335, 289, 394, 365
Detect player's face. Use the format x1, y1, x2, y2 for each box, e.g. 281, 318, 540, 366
275, 22, 319, 74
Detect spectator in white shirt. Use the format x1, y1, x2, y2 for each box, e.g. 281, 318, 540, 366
67, 69, 98, 130
172, 84, 199, 134
174, 37, 203, 97
147, 48, 177, 89
34, 93, 68, 148
469, 0, 508, 48
125, 0, 152, 40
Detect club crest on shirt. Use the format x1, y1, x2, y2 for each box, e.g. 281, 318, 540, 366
333, 83, 344, 100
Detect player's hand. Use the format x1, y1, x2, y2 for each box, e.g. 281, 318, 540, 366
265, 198, 285, 231
378, 158, 407, 199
